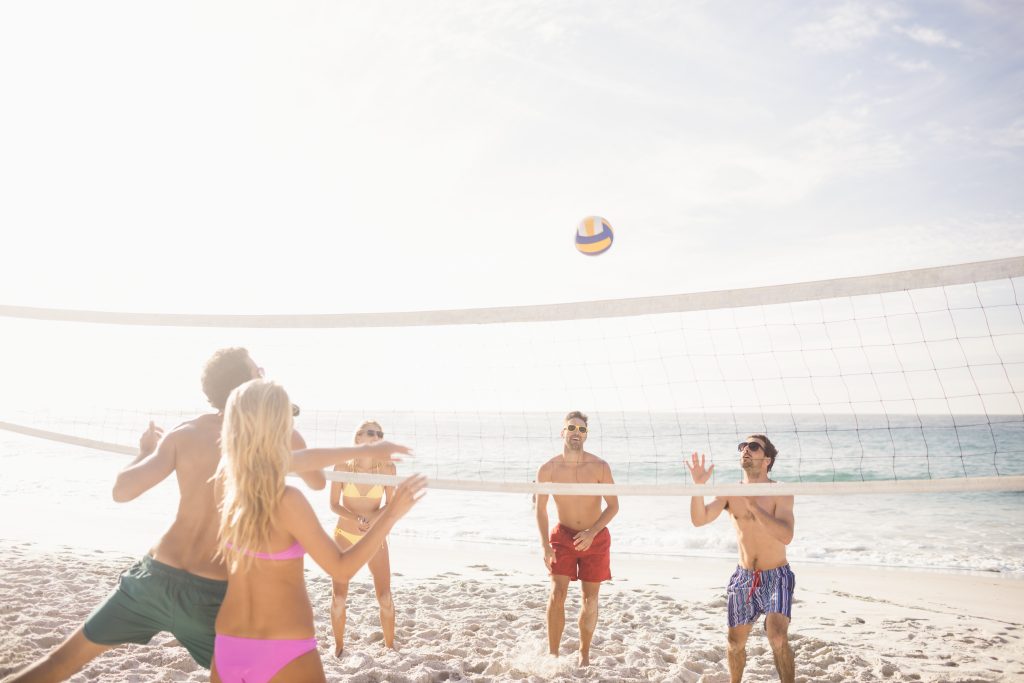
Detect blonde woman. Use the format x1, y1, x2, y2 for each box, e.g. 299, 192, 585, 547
329, 420, 398, 655
211, 380, 426, 683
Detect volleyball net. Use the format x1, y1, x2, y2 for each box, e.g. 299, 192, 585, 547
2, 257, 1023, 496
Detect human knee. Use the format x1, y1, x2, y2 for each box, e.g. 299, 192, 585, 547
727, 630, 748, 652
580, 594, 599, 617
332, 582, 349, 600
548, 584, 568, 605
766, 626, 789, 652
377, 591, 394, 611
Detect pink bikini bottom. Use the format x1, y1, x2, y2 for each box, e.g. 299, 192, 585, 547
214, 633, 318, 683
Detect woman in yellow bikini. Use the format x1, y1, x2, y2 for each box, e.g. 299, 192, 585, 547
330, 420, 397, 656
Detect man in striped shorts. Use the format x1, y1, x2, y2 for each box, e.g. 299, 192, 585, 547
686, 435, 796, 683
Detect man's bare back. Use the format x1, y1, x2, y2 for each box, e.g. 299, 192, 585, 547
133, 415, 227, 579
114, 412, 314, 580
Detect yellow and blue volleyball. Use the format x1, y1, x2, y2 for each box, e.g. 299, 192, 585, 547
575, 216, 614, 256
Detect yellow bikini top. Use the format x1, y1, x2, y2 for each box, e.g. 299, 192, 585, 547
342, 482, 384, 500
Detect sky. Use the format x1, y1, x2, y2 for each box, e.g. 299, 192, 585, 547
0, 0, 1022, 317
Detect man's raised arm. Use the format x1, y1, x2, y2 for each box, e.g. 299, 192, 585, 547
686, 451, 726, 527
112, 422, 174, 503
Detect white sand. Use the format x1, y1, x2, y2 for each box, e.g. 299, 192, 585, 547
2, 537, 1023, 682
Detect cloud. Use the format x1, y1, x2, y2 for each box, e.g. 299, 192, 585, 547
620, 108, 909, 217
896, 24, 963, 49
991, 118, 1024, 148
792, 2, 903, 52
889, 57, 933, 72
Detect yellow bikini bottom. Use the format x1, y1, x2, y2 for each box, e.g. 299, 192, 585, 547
334, 527, 364, 545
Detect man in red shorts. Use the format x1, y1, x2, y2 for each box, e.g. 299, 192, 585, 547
535, 411, 619, 667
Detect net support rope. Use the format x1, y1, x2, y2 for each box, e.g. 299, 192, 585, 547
3, 421, 1022, 495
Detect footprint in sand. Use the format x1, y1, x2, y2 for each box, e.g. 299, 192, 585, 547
465, 660, 487, 674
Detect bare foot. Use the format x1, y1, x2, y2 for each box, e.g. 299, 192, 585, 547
335, 645, 344, 658
578, 652, 590, 667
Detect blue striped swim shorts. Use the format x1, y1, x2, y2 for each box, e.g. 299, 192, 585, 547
726, 564, 795, 628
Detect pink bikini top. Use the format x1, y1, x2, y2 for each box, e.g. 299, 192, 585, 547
226, 541, 305, 561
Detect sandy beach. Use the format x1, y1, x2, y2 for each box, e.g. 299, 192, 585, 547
2, 537, 1022, 682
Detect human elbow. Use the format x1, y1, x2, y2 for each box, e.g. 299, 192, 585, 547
332, 564, 359, 583
301, 471, 327, 491
111, 480, 136, 503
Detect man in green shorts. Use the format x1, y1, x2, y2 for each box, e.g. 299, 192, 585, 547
4, 348, 412, 682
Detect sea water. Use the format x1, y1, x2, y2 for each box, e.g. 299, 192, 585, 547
2, 409, 1022, 575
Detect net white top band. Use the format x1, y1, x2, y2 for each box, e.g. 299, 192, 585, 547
2, 257, 1021, 328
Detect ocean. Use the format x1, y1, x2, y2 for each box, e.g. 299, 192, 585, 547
2, 409, 1022, 576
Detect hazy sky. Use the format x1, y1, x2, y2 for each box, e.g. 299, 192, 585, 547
1, 0, 1022, 316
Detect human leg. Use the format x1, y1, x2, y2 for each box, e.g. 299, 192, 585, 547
578, 581, 601, 667
727, 623, 752, 683
757, 566, 795, 683
331, 529, 356, 656
331, 579, 349, 656
765, 613, 794, 683
725, 566, 758, 683
546, 575, 570, 656
368, 541, 395, 649
3, 628, 112, 683
7, 555, 187, 683
166, 565, 227, 669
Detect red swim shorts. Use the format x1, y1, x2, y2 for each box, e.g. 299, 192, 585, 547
548, 524, 611, 583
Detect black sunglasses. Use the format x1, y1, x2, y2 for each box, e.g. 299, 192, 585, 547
360, 429, 384, 438
737, 441, 763, 453
566, 424, 588, 433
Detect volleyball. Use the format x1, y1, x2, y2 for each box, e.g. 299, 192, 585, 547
575, 216, 614, 256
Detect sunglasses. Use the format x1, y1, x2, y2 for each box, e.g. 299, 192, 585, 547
565, 424, 588, 433
360, 429, 384, 438
737, 441, 764, 453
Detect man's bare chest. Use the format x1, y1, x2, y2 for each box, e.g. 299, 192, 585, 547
729, 498, 778, 526
549, 463, 603, 483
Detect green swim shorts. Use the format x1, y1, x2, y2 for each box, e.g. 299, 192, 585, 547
82, 555, 227, 669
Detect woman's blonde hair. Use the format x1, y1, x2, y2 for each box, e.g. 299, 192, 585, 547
216, 379, 293, 573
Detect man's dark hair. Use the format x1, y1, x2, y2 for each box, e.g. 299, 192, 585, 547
564, 410, 588, 425
749, 434, 778, 471
201, 347, 253, 411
